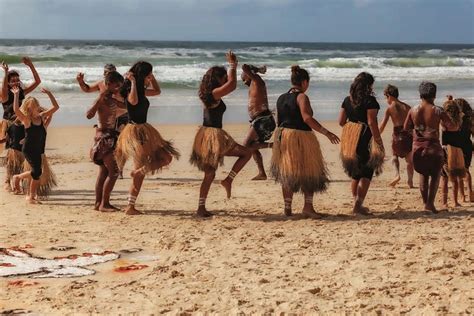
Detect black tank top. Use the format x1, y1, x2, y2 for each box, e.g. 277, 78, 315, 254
203, 100, 226, 128
23, 120, 46, 155
442, 130, 463, 148
6, 123, 25, 151
276, 89, 311, 131
2, 88, 25, 121
126, 96, 150, 124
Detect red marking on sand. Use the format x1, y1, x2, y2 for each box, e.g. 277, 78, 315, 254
114, 264, 149, 273
8, 280, 39, 287
0, 263, 15, 267
53, 251, 115, 260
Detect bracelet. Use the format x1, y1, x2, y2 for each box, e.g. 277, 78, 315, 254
229, 63, 237, 70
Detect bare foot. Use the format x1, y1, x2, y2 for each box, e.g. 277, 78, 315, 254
425, 204, 439, 214
4, 182, 11, 192
119, 170, 124, 179
251, 174, 267, 181
221, 178, 232, 199
125, 205, 143, 215
284, 208, 292, 216
197, 207, 213, 217
26, 197, 41, 204
388, 176, 401, 187
353, 205, 372, 216
463, 195, 469, 203
94, 203, 100, 211
302, 208, 323, 219
454, 202, 462, 207
407, 180, 415, 189
99, 203, 119, 212
11, 176, 22, 194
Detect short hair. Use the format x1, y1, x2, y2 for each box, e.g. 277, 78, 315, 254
104, 71, 124, 85
104, 64, 116, 72
384, 84, 399, 98
290, 65, 309, 86
419, 81, 437, 100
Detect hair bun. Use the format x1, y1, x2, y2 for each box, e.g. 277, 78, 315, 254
291, 65, 300, 73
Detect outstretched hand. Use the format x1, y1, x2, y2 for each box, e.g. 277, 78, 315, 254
226, 50, 238, 65
76, 72, 85, 82
21, 57, 33, 67
1, 61, 8, 72
41, 87, 52, 95
326, 132, 340, 144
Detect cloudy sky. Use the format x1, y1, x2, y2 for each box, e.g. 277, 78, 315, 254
0, 0, 473, 43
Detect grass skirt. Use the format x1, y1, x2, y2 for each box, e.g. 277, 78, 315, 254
447, 145, 466, 178
0, 119, 10, 154
270, 128, 329, 193
2, 149, 25, 182
368, 138, 385, 176
115, 123, 180, 174
190, 126, 237, 171
23, 154, 57, 197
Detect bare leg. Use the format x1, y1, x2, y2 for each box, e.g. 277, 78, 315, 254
94, 165, 108, 210
441, 176, 448, 209
27, 179, 40, 204
389, 156, 401, 187
419, 174, 429, 207
353, 178, 372, 215
302, 190, 322, 219
406, 152, 415, 188
197, 166, 216, 217
466, 170, 473, 202
99, 154, 120, 212
351, 179, 359, 201
125, 165, 145, 215
221, 144, 252, 198
12, 171, 31, 194
452, 177, 461, 207
282, 186, 293, 216
425, 172, 441, 214
244, 127, 268, 180
458, 177, 466, 203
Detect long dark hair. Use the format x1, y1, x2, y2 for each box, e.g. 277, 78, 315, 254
455, 98, 472, 133
349, 72, 375, 107
198, 66, 227, 107
121, 61, 153, 99
291, 65, 309, 86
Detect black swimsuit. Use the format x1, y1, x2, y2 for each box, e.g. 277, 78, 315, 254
23, 119, 47, 180
126, 96, 150, 124
276, 89, 311, 131
203, 100, 226, 128
2, 88, 25, 121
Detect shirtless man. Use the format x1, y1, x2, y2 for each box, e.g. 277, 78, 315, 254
379, 84, 414, 188
77, 64, 128, 177
404, 81, 455, 213
241, 64, 276, 180
86, 71, 127, 212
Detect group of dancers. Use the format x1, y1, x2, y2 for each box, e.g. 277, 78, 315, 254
1, 53, 472, 217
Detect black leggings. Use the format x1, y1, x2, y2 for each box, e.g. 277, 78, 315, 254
24, 151, 42, 180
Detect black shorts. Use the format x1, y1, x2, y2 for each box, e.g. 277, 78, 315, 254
251, 110, 276, 143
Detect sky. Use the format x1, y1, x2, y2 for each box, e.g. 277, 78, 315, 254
0, 0, 473, 43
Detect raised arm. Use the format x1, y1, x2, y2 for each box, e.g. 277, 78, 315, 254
76, 72, 101, 93
145, 73, 161, 97
12, 87, 28, 126
297, 94, 340, 144
125, 73, 138, 106
0, 61, 9, 103
22, 57, 41, 95
212, 50, 238, 101
40, 88, 60, 128
367, 109, 383, 147
379, 107, 390, 134
241, 64, 263, 84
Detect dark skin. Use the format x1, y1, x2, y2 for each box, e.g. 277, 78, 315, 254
379, 95, 414, 188
241, 64, 272, 180
282, 82, 340, 219
86, 81, 127, 212
338, 85, 384, 215
197, 51, 252, 217
0, 57, 42, 104
404, 97, 455, 213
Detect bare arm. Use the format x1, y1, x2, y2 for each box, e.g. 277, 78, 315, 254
86, 93, 104, 119
367, 109, 383, 147
145, 73, 161, 97
40, 88, 60, 128
241, 64, 262, 83
125, 73, 138, 106
76, 73, 101, 93
403, 110, 414, 131
0, 61, 9, 103
440, 111, 457, 131
297, 94, 340, 144
12, 87, 28, 127
379, 108, 390, 134
338, 108, 347, 127
212, 51, 238, 101
22, 57, 41, 95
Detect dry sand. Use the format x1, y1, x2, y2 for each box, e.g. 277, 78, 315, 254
0, 122, 473, 314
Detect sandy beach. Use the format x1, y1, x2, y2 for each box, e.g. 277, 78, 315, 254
0, 122, 473, 314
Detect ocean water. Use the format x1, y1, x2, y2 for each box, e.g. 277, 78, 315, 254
1, 39, 473, 125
